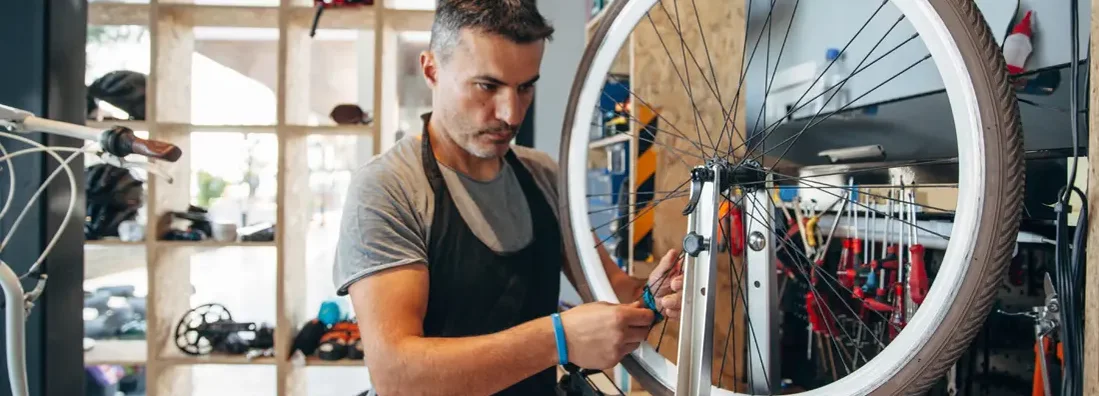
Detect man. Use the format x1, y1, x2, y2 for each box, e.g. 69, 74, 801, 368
332, 1, 684, 394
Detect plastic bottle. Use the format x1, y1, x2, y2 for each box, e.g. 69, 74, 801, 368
820, 48, 850, 118
1002, 10, 1033, 75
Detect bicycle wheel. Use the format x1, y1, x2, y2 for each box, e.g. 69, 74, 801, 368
558, 0, 1023, 394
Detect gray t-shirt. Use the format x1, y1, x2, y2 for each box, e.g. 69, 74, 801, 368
332, 134, 560, 296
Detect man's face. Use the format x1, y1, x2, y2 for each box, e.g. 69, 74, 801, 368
422, 29, 544, 159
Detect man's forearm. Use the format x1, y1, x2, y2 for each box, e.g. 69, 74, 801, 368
371, 316, 558, 395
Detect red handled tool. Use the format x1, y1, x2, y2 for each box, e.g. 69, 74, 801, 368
909, 244, 928, 304
906, 195, 929, 305
717, 201, 745, 256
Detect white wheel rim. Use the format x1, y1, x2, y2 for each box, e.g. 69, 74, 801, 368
564, 0, 985, 394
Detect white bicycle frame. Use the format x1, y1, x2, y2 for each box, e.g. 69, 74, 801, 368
0, 103, 177, 396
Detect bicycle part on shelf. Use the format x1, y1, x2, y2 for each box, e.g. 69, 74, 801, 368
83, 285, 147, 340
292, 319, 329, 356
329, 103, 375, 125
159, 206, 214, 241
85, 163, 145, 240
87, 70, 147, 121
174, 303, 261, 356
239, 222, 276, 242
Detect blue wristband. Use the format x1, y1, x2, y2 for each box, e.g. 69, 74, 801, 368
551, 313, 568, 366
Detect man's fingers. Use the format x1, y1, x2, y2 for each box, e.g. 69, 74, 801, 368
670, 275, 684, 292
620, 306, 656, 326
661, 293, 682, 313
624, 326, 650, 343
653, 249, 680, 274
663, 307, 680, 320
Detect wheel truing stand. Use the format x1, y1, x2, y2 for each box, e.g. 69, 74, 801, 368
677, 160, 778, 395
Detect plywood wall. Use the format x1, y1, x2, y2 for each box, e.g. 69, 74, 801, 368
631, 0, 747, 389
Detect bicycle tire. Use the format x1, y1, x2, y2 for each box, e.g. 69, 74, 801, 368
556, 0, 1024, 394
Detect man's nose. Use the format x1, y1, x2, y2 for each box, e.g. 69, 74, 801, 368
495, 91, 523, 126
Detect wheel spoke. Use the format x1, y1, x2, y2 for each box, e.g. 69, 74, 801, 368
688, 0, 730, 156
669, 0, 719, 154
741, 0, 891, 161
719, 0, 779, 155
751, 53, 932, 169
746, 171, 959, 215
602, 76, 718, 156
596, 89, 717, 157
726, 31, 921, 160
585, 191, 689, 216
646, 12, 712, 158
592, 178, 692, 249
745, 192, 887, 354
765, 176, 954, 241
743, 0, 802, 161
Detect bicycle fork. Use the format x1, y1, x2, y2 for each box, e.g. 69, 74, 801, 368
677, 161, 777, 395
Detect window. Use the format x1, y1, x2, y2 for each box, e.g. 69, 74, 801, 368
289, 29, 376, 127
191, 28, 280, 126
190, 132, 279, 229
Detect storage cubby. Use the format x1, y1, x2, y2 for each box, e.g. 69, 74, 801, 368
83, 0, 428, 394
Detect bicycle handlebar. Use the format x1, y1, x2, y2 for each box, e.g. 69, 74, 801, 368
0, 103, 182, 162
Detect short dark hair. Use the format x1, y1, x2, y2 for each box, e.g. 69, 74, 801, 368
430, 0, 555, 63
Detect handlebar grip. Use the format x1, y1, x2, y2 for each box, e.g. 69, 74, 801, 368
130, 136, 182, 162
100, 126, 182, 162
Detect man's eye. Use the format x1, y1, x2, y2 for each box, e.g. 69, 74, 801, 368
518, 84, 534, 94
476, 83, 495, 91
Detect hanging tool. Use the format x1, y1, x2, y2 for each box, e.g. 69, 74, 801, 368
861, 229, 893, 311
793, 197, 816, 262
860, 192, 893, 312
1032, 274, 1061, 396
310, 0, 374, 37
908, 190, 928, 305
837, 185, 859, 290
888, 185, 908, 340
811, 193, 848, 263
805, 291, 839, 381
716, 201, 744, 255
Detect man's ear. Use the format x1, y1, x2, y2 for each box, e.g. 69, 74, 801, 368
421, 51, 438, 88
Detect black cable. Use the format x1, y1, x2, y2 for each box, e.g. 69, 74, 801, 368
1064, 0, 1082, 199
1054, 0, 1085, 394
1055, 187, 1085, 396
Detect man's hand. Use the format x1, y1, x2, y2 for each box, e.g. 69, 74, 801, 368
647, 249, 685, 319
558, 301, 654, 370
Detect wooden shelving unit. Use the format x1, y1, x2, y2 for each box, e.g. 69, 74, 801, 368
84, 0, 420, 394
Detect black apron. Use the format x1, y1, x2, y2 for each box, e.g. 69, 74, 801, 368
419, 130, 562, 395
